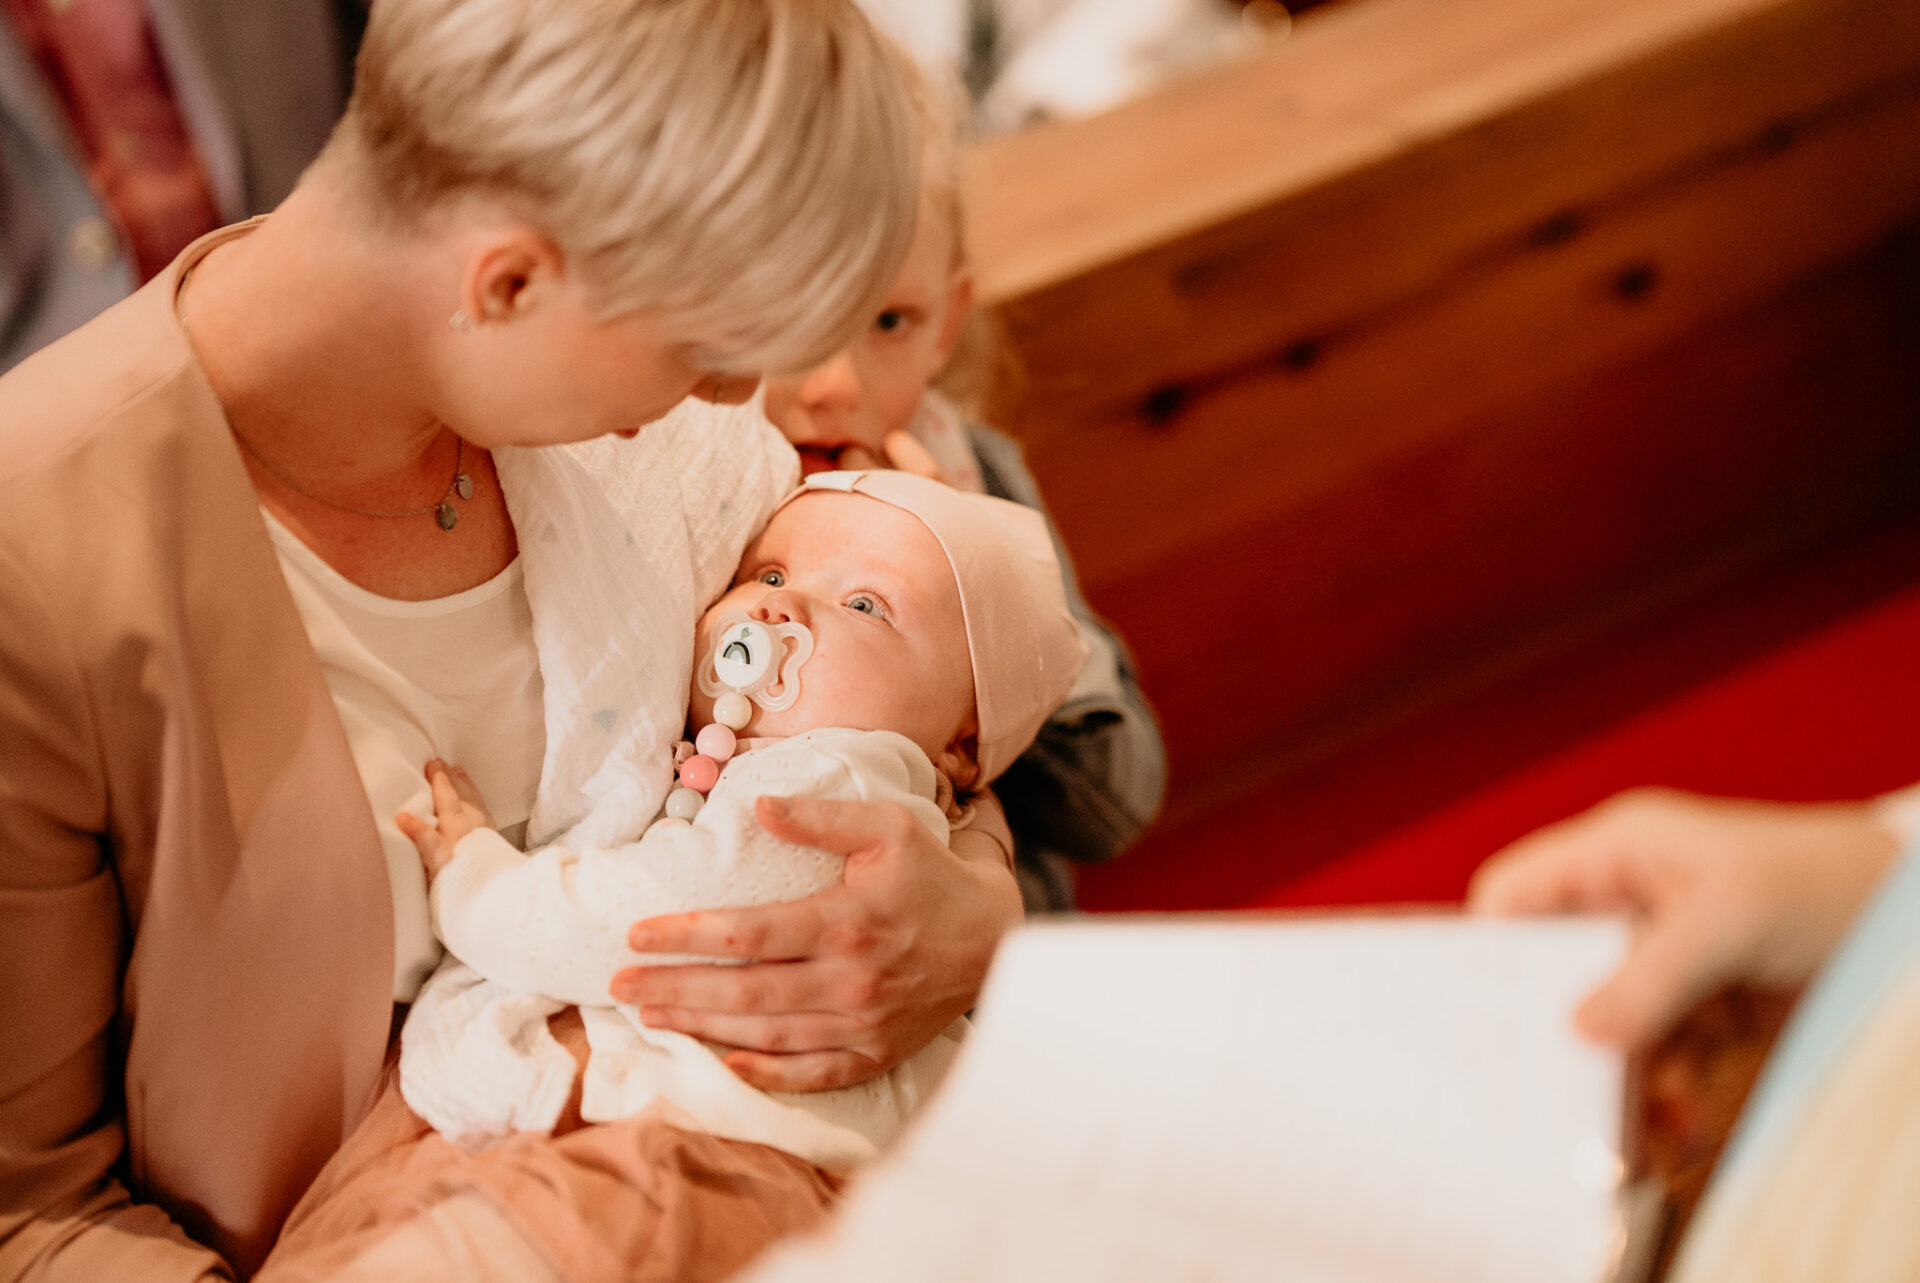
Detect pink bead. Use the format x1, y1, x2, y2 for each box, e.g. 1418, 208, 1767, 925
695, 723, 737, 763
679, 754, 721, 793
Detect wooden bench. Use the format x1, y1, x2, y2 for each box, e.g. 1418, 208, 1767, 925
962, 0, 1920, 906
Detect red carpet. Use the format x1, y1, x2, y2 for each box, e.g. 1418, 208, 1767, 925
1260, 580, 1920, 909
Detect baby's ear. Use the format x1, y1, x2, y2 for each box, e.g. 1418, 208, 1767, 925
937, 724, 983, 795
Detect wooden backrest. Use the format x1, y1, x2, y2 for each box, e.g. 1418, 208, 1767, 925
965, 0, 1920, 831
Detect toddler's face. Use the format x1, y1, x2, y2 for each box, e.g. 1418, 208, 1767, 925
762, 207, 971, 475
689, 493, 977, 768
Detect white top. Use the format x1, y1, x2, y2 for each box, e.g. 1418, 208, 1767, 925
400, 727, 967, 1171
261, 393, 800, 1001
264, 512, 545, 1000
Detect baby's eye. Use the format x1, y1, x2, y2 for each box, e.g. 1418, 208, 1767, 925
756, 569, 785, 588
844, 593, 885, 617
874, 309, 907, 335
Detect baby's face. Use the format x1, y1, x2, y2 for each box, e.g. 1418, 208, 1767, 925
690, 493, 976, 767
762, 206, 969, 474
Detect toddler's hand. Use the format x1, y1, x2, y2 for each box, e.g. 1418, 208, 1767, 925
396, 759, 497, 884
831, 432, 949, 483
879, 430, 947, 482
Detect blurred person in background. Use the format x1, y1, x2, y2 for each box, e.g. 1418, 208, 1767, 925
856, 0, 1257, 133
0, 0, 359, 373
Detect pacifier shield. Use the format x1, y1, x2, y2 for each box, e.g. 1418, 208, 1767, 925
714, 620, 777, 690
697, 610, 815, 713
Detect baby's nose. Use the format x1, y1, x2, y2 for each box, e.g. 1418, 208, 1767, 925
750, 590, 808, 626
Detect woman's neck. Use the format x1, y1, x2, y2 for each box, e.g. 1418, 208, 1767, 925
179, 171, 520, 602
180, 175, 449, 495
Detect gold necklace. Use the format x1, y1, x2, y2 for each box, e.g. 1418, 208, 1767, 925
230, 427, 474, 530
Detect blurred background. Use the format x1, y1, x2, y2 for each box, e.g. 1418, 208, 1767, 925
9, 0, 1920, 922
951, 0, 1920, 915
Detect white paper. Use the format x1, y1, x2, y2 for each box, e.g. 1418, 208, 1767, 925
744, 915, 1629, 1283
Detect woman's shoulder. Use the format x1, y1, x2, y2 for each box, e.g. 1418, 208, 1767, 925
0, 277, 211, 494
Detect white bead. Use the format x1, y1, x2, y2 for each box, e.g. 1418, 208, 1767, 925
665, 788, 705, 821
713, 692, 753, 729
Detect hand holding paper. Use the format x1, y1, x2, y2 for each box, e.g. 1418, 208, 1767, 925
1469, 788, 1899, 1047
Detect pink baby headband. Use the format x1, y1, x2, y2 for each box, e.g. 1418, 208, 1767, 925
781, 470, 1088, 784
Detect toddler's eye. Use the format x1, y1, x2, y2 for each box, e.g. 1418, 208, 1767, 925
874, 309, 906, 335
756, 569, 785, 587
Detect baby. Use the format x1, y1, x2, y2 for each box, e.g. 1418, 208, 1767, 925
763, 87, 1165, 912
394, 470, 1085, 1171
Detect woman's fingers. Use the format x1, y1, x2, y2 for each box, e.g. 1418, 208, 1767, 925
753, 793, 919, 866
723, 1048, 886, 1094
637, 1001, 866, 1058
614, 795, 1014, 1086
623, 893, 848, 962
612, 953, 834, 1014
1467, 808, 1642, 917
1576, 909, 1731, 1047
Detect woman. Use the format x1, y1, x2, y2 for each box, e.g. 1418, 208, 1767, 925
0, 2, 1023, 1278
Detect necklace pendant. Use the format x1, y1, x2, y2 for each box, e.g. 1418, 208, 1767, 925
436, 502, 459, 531
455, 473, 474, 501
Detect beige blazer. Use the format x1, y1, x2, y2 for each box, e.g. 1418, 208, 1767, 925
0, 230, 394, 1279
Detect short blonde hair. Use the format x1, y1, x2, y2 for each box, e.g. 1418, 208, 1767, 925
342, 0, 921, 375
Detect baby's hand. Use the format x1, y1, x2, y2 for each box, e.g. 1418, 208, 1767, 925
396, 759, 497, 884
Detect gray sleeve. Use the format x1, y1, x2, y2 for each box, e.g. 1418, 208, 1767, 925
967, 423, 1167, 912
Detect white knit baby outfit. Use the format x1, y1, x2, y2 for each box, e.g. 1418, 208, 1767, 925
401, 727, 966, 1170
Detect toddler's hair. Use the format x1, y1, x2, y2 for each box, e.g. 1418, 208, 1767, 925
336, 0, 922, 376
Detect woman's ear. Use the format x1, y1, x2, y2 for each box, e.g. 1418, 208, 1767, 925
462, 226, 566, 324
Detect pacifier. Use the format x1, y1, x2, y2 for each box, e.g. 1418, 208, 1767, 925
695, 610, 814, 725
660, 611, 814, 826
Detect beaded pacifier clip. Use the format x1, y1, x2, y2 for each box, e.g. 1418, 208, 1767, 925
659, 612, 815, 824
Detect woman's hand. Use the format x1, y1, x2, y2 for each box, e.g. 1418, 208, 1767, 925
609, 793, 1023, 1092
396, 759, 497, 884
1467, 787, 1899, 1049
